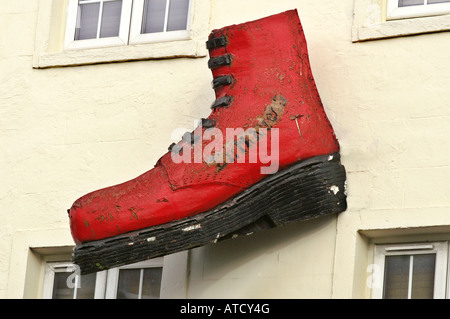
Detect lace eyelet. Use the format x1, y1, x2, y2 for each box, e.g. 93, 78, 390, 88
208, 54, 233, 70
211, 95, 234, 109
206, 35, 227, 50
212, 75, 235, 89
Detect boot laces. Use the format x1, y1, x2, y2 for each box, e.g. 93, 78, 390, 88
169, 34, 234, 155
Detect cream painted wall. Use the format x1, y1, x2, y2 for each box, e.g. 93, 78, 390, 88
1, 0, 449, 298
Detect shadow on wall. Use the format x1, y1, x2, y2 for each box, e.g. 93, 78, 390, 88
187, 213, 338, 297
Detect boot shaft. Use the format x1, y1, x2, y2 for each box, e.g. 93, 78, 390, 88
207, 9, 313, 105
161, 10, 339, 189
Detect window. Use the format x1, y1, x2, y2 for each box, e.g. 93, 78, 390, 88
371, 242, 449, 299
34, 0, 208, 68
104, 260, 164, 299
387, 0, 450, 20
129, 0, 191, 44
65, 0, 192, 49
43, 259, 164, 299
352, 0, 450, 42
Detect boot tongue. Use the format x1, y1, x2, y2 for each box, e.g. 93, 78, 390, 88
157, 94, 288, 191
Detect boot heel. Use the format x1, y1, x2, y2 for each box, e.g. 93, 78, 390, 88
265, 153, 347, 226
222, 153, 347, 239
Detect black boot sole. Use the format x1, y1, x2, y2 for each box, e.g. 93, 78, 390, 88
73, 153, 347, 274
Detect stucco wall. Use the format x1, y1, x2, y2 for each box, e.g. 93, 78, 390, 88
1, 0, 449, 298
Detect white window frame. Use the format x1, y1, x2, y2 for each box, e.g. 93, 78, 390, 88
65, 0, 192, 50
104, 258, 164, 299
42, 261, 108, 299
387, 0, 450, 20
371, 242, 449, 299
129, 0, 193, 45
65, 0, 133, 50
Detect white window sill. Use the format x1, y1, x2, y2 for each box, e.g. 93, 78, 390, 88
352, 0, 450, 42
33, 0, 209, 69
34, 38, 207, 68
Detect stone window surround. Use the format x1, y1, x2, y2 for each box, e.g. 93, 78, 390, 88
352, 0, 450, 42
33, 0, 210, 68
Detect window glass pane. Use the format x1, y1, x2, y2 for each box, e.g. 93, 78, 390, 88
117, 267, 163, 299
167, 0, 189, 31
411, 254, 435, 299
76, 272, 97, 299
100, 0, 122, 38
383, 255, 410, 299
52, 271, 96, 299
117, 269, 141, 299
141, 0, 167, 34
141, 268, 163, 299
399, 0, 425, 6
52, 272, 73, 299
75, 2, 100, 40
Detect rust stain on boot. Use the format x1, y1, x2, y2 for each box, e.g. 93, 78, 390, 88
255, 94, 287, 129
129, 207, 139, 220
209, 95, 287, 171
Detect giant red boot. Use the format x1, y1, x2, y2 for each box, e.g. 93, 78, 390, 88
69, 9, 347, 274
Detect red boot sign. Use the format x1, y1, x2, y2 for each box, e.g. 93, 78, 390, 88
69, 9, 347, 274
